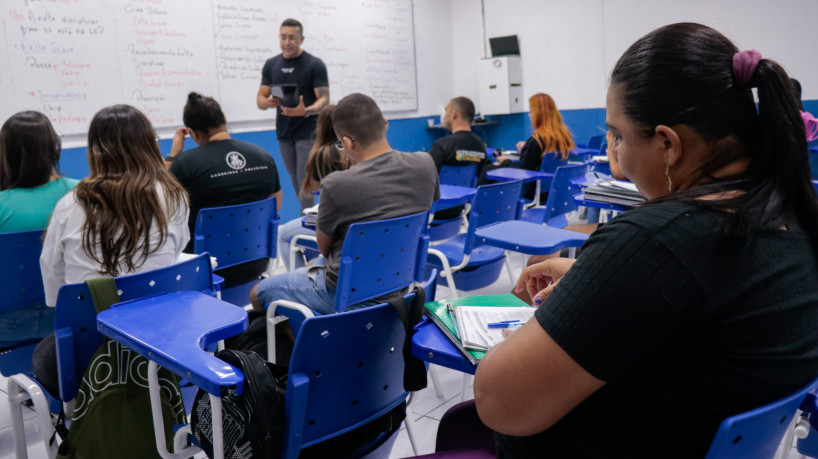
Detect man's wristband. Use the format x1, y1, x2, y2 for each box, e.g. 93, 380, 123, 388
165, 154, 177, 162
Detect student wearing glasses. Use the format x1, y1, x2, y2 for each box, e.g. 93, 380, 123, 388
251, 93, 439, 315
475, 23, 818, 457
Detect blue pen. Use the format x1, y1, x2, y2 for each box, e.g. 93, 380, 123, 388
487, 320, 523, 329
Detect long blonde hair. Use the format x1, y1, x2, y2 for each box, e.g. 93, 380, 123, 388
528, 93, 575, 160
76, 105, 187, 276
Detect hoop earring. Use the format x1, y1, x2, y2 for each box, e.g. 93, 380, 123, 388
665, 163, 672, 192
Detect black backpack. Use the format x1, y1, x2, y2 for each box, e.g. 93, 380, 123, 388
191, 349, 288, 459
223, 309, 294, 368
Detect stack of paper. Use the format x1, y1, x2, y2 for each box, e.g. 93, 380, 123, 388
583, 179, 644, 206
454, 306, 536, 351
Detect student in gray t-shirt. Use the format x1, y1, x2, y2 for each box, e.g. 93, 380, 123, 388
251, 93, 440, 315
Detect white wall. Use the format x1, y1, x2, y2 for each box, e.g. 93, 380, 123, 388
403, 0, 455, 118
451, 0, 818, 112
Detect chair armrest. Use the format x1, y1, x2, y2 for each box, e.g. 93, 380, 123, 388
267, 300, 315, 364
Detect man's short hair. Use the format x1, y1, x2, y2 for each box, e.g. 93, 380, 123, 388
332, 93, 385, 148
281, 18, 303, 35
449, 97, 475, 121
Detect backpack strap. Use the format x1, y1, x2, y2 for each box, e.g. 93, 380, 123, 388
85, 277, 121, 314
386, 286, 428, 392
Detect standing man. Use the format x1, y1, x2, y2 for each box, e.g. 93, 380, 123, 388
257, 18, 329, 212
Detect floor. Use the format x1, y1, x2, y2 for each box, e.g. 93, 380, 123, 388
0, 248, 809, 458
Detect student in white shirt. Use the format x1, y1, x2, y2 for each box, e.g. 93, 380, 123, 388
34, 105, 189, 396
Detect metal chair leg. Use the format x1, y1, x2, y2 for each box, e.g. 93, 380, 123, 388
428, 365, 443, 399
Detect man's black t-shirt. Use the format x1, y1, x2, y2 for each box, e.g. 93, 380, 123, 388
496, 200, 818, 458
428, 130, 488, 220
261, 51, 329, 140
169, 138, 281, 248
428, 130, 489, 172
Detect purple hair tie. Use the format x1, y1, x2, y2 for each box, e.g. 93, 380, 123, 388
802, 111, 818, 142
732, 49, 762, 89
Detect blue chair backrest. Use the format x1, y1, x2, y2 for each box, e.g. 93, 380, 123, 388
463, 180, 524, 254
53, 253, 215, 402
704, 376, 818, 459
334, 211, 430, 312
193, 197, 279, 271
586, 134, 604, 150
0, 229, 45, 313
542, 164, 589, 225
539, 152, 570, 174
282, 272, 436, 458
439, 164, 478, 188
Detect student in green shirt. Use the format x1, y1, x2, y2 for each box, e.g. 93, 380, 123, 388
0, 111, 77, 347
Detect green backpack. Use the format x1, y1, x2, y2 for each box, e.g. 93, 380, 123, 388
56, 277, 187, 459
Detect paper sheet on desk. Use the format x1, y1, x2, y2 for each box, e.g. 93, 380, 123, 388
455, 306, 536, 351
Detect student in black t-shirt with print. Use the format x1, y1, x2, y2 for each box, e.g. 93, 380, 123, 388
475, 23, 818, 457
428, 96, 489, 220
257, 18, 329, 212
167, 92, 283, 287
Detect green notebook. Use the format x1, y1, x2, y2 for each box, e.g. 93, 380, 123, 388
423, 294, 528, 364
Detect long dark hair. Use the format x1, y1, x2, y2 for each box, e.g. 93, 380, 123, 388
76, 105, 188, 275
302, 105, 349, 194
0, 111, 61, 190
610, 22, 818, 243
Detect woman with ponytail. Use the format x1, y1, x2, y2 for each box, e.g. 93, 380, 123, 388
474, 23, 818, 457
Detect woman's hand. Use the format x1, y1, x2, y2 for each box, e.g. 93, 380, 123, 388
515, 258, 577, 305
169, 127, 189, 158
516, 140, 526, 151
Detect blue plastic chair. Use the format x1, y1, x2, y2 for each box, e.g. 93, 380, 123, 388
426, 180, 524, 298
704, 376, 818, 458
430, 165, 479, 242
109, 272, 437, 459
521, 163, 589, 227
0, 229, 48, 364
586, 134, 604, 151
7, 253, 217, 458
439, 164, 478, 188
193, 197, 279, 306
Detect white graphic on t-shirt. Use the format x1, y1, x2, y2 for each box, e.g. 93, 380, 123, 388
281, 67, 294, 74
226, 151, 246, 170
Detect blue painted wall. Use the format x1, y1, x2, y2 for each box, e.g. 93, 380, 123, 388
56, 100, 818, 222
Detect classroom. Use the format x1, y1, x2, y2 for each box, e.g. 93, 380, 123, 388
3, 0, 818, 457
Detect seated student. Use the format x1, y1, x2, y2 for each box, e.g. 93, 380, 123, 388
483, 92, 575, 201
0, 111, 79, 233
278, 105, 350, 270
167, 92, 283, 287
428, 96, 490, 220
0, 111, 79, 348
251, 93, 439, 315
474, 23, 818, 457
35, 105, 189, 395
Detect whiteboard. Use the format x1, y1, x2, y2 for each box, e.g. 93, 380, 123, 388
0, 0, 418, 136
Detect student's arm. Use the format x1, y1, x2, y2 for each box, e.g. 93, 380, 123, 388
165, 127, 188, 169
257, 85, 280, 110
428, 142, 445, 171
474, 321, 605, 436
517, 138, 542, 171
270, 190, 283, 212
316, 228, 334, 257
